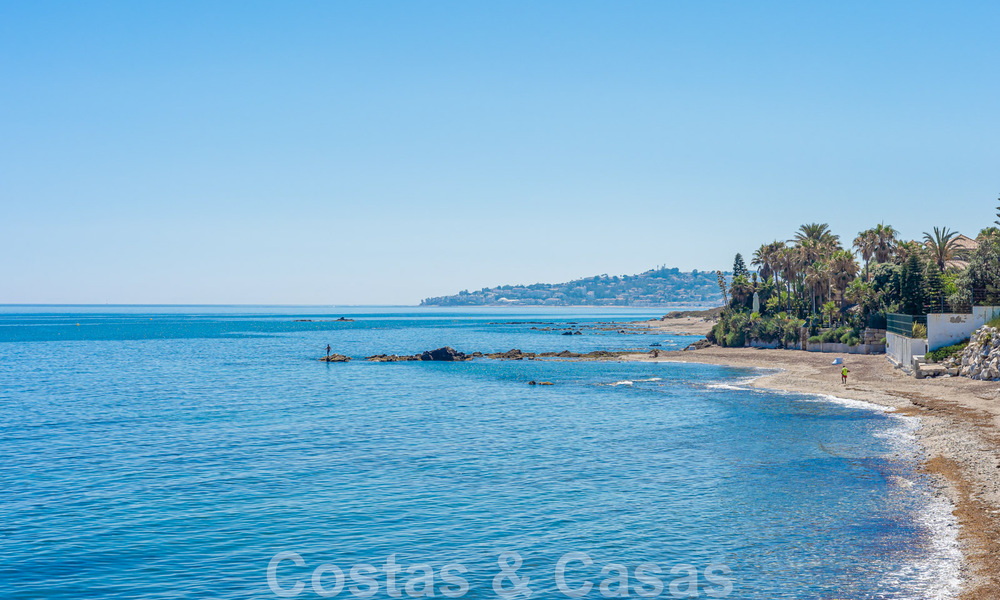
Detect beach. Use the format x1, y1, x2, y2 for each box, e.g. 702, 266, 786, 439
623, 346, 1000, 599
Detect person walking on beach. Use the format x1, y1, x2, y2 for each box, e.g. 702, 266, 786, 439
326, 344, 331, 358
841, 365, 849, 384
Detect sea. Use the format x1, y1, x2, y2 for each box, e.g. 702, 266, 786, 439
0, 306, 961, 599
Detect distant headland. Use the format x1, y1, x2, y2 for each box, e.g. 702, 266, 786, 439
421, 266, 727, 307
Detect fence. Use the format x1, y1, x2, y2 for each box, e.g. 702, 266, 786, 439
886, 313, 927, 338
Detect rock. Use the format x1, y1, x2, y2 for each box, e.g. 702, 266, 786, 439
319, 353, 351, 362
538, 350, 580, 358
684, 339, 712, 351
957, 325, 1000, 380
366, 347, 472, 362
419, 347, 470, 361
528, 380, 554, 385
366, 353, 420, 362
486, 349, 537, 360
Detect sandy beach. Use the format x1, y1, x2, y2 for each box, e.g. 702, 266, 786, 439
622, 346, 1000, 599
630, 314, 717, 336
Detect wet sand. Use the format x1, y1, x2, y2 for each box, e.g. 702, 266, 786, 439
630, 316, 715, 336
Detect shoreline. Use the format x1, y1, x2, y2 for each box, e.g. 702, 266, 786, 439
620, 347, 1000, 599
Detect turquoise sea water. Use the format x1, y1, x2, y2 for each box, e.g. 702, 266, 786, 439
0, 307, 959, 599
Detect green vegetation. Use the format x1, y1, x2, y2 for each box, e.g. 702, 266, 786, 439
421, 266, 725, 306
710, 203, 1000, 347
926, 340, 969, 363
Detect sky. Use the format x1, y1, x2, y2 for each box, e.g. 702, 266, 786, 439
1, 1, 998, 305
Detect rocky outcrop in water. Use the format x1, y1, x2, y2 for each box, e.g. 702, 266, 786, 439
486, 349, 536, 360
366, 347, 474, 362
319, 354, 351, 362
959, 326, 1000, 380
362, 347, 635, 362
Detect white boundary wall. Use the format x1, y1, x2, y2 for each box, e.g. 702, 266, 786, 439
886, 332, 927, 372
973, 306, 1000, 327
927, 306, 1000, 351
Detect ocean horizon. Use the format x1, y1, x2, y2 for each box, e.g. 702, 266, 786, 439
0, 307, 960, 599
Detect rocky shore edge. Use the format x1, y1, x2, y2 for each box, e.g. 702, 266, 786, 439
320, 347, 638, 362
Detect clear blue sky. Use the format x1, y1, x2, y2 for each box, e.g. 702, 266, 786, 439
2, 1, 997, 305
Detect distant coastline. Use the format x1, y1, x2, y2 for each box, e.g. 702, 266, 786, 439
421, 266, 729, 307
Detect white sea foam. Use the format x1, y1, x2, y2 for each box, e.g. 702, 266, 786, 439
701, 373, 963, 598
704, 375, 765, 390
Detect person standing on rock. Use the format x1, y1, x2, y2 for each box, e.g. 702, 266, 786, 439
326, 344, 331, 358
841, 365, 850, 385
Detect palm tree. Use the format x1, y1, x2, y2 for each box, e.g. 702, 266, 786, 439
853, 229, 877, 281
804, 262, 827, 318
923, 226, 962, 270
729, 275, 754, 308
871, 223, 897, 263
752, 241, 785, 285
793, 223, 840, 247
775, 247, 797, 313
895, 240, 924, 265
830, 249, 859, 309
796, 238, 825, 268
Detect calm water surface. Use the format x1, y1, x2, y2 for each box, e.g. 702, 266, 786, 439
0, 307, 960, 599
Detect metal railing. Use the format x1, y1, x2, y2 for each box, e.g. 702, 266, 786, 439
886, 313, 927, 338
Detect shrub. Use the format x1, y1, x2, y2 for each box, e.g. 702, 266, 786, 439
707, 322, 724, 345
880, 337, 887, 345
725, 330, 745, 347
987, 315, 1000, 329
783, 319, 804, 344
844, 335, 861, 347
912, 323, 927, 338
750, 317, 783, 343
807, 335, 822, 344
925, 340, 969, 362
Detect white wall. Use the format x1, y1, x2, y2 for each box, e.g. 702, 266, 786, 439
886, 332, 927, 371
973, 306, 1000, 327
927, 313, 975, 351
927, 307, 1000, 351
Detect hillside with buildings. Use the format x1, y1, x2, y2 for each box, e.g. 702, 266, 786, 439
420, 267, 726, 306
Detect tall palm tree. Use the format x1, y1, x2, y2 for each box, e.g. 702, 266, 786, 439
796, 238, 825, 268
776, 247, 796, 313
830, 249, 860, 309
872, 223, 898, 263
751, 241, 785, 285
804, 262, 827, 318
923, 226, 962, 270
793, 223, 839, 247
853, 229, 877, 281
